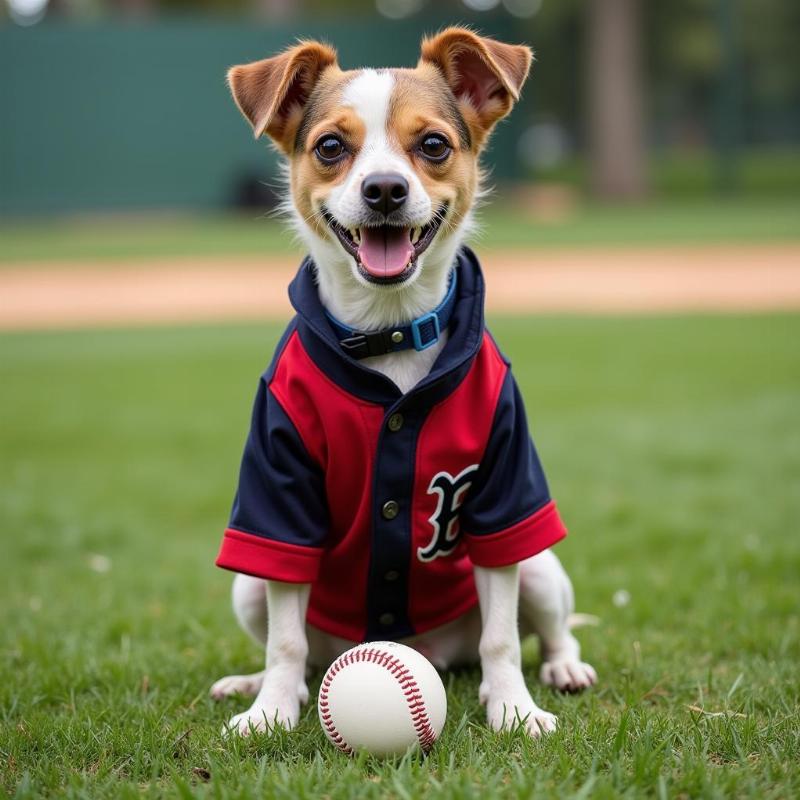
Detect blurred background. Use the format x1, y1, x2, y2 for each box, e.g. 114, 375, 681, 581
2, 0, 799, 323
1, 0, 799, 217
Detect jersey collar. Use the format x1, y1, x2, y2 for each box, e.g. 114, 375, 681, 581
287, 246, 486, 405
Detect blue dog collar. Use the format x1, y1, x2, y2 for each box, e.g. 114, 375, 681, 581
326, 270, 458, 360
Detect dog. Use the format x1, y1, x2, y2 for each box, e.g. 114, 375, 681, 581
210, 27, 596, 738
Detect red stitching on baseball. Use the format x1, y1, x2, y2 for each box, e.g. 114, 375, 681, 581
318, 646, 438, 755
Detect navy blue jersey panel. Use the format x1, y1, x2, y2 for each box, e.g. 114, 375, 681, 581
460, 369, 552, 535
364, 401, 421, 641
229, 379, 329, 549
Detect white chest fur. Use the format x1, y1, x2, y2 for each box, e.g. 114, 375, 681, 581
361, 333, 448, 395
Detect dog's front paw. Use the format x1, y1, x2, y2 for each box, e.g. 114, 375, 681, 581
223, 679, 307, 736
225, 698, 299, 736
540, 658, 597, 693
480, 683, 558, 737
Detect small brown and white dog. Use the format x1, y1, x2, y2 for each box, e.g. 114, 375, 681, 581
210, 27, 596, 738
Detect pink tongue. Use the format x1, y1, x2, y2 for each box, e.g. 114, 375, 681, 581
358, 227, 413, 278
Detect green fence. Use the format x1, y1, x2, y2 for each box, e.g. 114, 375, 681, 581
0, 13, 530, 216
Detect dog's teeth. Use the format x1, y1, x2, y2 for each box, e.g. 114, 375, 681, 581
350, 228, 360, 244
411, 227, 421, 245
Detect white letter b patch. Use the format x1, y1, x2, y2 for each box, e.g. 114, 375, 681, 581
417, 464, 479, 562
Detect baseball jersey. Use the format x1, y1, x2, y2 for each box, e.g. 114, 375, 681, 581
215, 246, 567, 642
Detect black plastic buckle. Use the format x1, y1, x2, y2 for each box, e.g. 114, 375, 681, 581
339, 330, 399, 360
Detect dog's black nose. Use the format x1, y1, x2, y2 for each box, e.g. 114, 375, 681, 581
361, 173, 409, 215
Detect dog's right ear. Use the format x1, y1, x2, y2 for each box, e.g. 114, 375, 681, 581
227, 41, 338, 151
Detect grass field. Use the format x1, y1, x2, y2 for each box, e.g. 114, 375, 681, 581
1, 196, 799, 264
1, 313, 798, 798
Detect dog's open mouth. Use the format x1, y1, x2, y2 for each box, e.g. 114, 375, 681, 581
323, 206, 447, 284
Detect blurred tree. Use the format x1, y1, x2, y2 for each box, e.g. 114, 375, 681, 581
252, 0, 298, 19
648, 0, 800, 147
740, 0, 800, 142
107, 0, 155, 14
586, 0, 648, 199
156, 0, 248, 10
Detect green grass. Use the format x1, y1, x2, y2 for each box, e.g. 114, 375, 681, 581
1, 314, 799, 798
1, 196, 798, 265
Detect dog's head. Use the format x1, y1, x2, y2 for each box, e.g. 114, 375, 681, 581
228, 29, 531, 314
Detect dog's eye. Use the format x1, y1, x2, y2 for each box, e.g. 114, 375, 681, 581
315, 136, 346, 163
419, 135, 451, 162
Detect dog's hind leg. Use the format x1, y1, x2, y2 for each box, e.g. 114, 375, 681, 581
518, 549, 597, 692
210, 574, 267, 699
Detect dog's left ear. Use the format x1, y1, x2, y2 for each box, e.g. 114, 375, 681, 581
227, 40, 338, 151
419, 27, 532, 145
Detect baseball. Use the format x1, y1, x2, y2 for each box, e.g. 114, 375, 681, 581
318, 641, 447, 757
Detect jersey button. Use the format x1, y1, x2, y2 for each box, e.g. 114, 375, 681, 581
387, 413, 404, 432
381, 500, 399, 520
384, 570, 399, 582
379, 612, 395, 626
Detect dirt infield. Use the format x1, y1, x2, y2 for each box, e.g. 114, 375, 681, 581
1, 243, 798, 331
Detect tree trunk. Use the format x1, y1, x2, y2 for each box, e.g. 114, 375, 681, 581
586, 0, 648, 200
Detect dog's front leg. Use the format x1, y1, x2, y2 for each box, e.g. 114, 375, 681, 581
227, 580, 310, 735
474, 564, 557, 737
